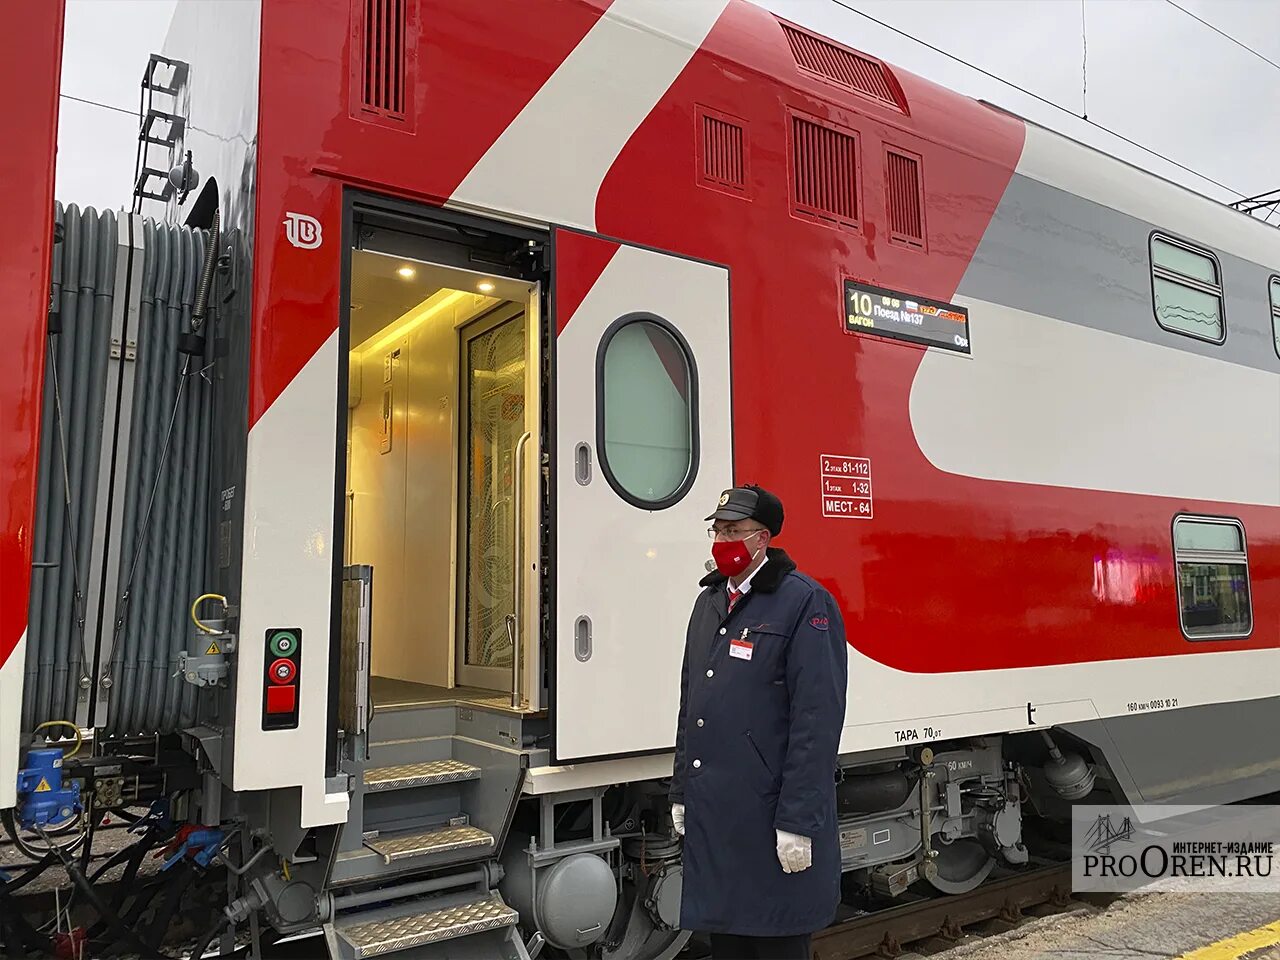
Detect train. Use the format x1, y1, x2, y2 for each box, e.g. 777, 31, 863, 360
4, 0, 1280, 957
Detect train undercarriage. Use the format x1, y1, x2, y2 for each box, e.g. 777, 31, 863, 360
4, 702, 1109, 960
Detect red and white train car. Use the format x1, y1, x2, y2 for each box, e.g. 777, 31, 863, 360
4, 0, 1280, 956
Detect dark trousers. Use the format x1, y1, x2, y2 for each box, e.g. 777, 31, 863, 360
708, 932, 812, 960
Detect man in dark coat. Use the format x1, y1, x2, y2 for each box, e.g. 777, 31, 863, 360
670, 484, 848, 960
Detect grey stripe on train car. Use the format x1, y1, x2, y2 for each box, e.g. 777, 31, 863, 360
957, 173, 1280, 372
1065, 695, 1280, 808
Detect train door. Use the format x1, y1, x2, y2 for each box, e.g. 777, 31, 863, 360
454, 300, 539, 694
340, 201, 543, 724
552, 229, 732, 761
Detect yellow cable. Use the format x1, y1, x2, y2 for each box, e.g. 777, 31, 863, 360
33, 720, 83, 760
281, 858, 291, 882
190, 593, 228, 635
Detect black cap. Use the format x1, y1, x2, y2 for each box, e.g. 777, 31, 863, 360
705, 484, 784, 536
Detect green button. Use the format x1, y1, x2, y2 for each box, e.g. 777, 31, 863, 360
270, 631, 298, 657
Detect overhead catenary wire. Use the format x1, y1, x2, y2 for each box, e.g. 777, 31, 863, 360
825, 0, 1251, 202
1159, 0, 1280, 72
1080, 0, 1088, 120
60, 93, 137, 118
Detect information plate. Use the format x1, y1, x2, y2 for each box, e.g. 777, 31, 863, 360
844, 280, 970, 354
820, 454, 872, 520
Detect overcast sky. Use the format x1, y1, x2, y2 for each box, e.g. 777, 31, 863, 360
56, 0, 1280, 219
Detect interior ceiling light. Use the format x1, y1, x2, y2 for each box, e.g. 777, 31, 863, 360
397, 266, 416, 279
477, 280, 496, 293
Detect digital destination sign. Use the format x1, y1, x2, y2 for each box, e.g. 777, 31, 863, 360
843, 280, 971, 354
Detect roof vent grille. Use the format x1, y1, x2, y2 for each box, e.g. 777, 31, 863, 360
781, 22, 906, 112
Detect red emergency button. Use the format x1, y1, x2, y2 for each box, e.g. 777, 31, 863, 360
268, 658, 296, 684
265, 685, 296, 715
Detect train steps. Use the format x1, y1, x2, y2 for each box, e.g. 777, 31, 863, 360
328, 701, 528, 888
325, 888, 530, 960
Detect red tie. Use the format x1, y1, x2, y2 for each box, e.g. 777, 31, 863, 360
728, 587, 741, 611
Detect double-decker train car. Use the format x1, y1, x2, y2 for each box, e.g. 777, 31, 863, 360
5, 0, 1280, 956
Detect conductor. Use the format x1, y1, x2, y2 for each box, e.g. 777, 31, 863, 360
670, 484, 848, 960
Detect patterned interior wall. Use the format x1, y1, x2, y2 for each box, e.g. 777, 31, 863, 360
462, 314, 525, 672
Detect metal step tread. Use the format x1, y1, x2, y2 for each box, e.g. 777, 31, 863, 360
335, 893, 516, 959
364, 759, 481, 792
364, 823, 494, 864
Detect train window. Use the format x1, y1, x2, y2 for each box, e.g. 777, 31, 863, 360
1172, 516, 1252, 640
597, 315, 698, 508
1270, 277, 1280, 356
1150, 235, 1224, 343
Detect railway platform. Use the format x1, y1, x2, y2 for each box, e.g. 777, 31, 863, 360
856, 889, 1280, 960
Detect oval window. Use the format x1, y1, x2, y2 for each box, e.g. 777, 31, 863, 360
598, 316, 698, 508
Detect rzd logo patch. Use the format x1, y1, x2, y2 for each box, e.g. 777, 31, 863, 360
809, 615, 829, 631
283, 212, 323, 250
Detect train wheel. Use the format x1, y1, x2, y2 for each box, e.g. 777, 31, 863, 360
923, 838, 995, 895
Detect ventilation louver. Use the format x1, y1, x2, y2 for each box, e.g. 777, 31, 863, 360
781, 22, 906, 113
359, 0, 407, 121
698, 108, 747, 193
886, 148, 925, 248
790, 115, 859, 229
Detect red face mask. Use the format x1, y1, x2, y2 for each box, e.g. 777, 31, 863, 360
711, 533, 762, 578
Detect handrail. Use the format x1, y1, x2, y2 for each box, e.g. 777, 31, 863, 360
511, 430, 532, 708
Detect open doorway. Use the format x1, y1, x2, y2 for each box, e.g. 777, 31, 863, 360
342, 242, 541, 715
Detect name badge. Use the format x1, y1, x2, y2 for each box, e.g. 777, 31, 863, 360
729, 628, 753, 661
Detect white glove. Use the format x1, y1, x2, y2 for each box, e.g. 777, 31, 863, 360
776, 829, 811, 873
672, 803, 685, 836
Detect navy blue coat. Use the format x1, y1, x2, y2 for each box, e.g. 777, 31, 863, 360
670, 548, 848, 937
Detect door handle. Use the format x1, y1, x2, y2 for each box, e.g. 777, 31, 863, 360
574, 442, 592, 485
574, 615, 592, 662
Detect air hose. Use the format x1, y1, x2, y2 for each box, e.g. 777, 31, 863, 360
85, 824, 167, 942
181, 208, 220, 356
188, 914, 234, 960
0, 884, 56, 957
0, 852, 56, 893
1, 808, 87, 862
191, 208, 219, 331
138, 862, 196, 953
34, 824, 181, 960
